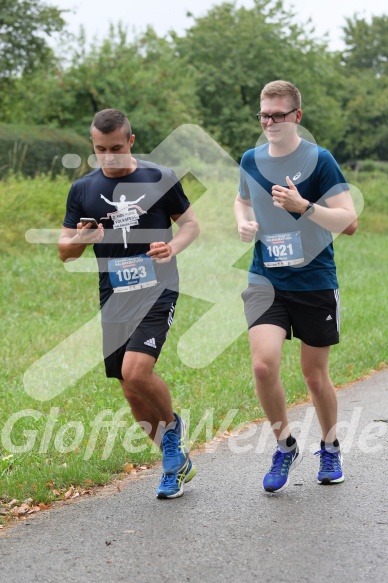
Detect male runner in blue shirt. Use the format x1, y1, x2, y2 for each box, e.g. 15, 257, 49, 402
235, 80, 357, 493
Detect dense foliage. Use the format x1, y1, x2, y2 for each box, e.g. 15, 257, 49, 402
0, 0, 387, 164
0, 124, 91, 178
0, 0, 65, 79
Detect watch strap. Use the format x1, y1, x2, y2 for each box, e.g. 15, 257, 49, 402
303, 202, 315, 217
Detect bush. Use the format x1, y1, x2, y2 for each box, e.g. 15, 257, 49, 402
0, 124, 92, 179
360, 160, 377, 173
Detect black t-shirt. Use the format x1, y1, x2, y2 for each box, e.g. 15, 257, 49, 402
63, 159, 190, 322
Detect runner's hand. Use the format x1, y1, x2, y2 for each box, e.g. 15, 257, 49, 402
147, 241, 173, 263
272, 176, 308, 214
76, 222, 104, 244
238, 220, 259, 242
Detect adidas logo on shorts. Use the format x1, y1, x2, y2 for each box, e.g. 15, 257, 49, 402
144, 338, 157, 348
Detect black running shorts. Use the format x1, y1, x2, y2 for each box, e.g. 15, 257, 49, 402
102, 302, 176, 379
242, 285, 340, 347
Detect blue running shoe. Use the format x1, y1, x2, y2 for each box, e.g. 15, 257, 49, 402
263, 445, 302, 493
161, 413, 188, 475
315, 448, 344, 484
157, 459, 196, 499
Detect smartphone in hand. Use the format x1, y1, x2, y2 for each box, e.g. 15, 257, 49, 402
80, 218, 99, 228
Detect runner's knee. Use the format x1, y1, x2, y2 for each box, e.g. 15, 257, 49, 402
252, 358, 278, 383
121, 357, 152, 392
303, 370, 327, 396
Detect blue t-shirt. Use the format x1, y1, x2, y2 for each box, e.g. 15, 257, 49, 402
63, 159, 190, 321
239, 139, 349, 291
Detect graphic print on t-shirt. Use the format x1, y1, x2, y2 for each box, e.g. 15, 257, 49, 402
100, 193, 147, 248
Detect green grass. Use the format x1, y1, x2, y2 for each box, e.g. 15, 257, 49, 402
0, 169, 387, 515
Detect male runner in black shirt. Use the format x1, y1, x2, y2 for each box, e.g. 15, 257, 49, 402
59, 109, 199, 499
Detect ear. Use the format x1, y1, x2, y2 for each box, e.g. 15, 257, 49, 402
296, 109, 303, 125
130, 134, 136, 147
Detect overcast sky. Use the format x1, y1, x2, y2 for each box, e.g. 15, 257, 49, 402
51, 0, 386, 51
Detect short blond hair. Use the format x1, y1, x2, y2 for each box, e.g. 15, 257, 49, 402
260, 80, 302, 109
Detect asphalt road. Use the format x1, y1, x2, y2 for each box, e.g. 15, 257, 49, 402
1, 369, 388, 583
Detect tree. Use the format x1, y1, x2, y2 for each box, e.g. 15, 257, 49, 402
1, 0, 350, 161
341, 14, 388, 77
338, 74, 388, 160
334, 14, 388, 161
174, 0, 344, 160
1, 24, 201, 155
0, 0, 65, 79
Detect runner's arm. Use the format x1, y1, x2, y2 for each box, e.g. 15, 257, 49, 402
272, 177, 358, 235
300, 190, 358, 235
234, 193, 259, 242
147, 206, 199, 262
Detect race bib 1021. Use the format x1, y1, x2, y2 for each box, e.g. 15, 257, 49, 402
261, 231, 304, 267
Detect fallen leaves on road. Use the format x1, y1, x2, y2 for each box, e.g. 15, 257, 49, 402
0, 497, 45, 522
0, 462, 152, 529
121, 462, 153, 476
0, 485, 94, 526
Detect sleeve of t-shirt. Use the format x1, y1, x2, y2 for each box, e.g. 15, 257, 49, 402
163, 170, 191, 216
318, 150, 350, 201
239, 151, 251, 201
63, 184, 83, 229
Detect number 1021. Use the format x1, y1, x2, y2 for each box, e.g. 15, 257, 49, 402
267, 244, 294, 258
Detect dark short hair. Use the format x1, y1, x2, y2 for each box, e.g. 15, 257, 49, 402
90, 109, 132, 139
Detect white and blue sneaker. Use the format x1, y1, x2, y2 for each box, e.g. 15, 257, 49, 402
161, 413, 188, 475
157, 459, 196, 499
263, 445, 302, 493
315, 446, 344, 484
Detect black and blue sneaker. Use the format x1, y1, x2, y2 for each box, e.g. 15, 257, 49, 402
263, 445, 302, 493
315, 446, 344, 484
157, 459, 196, 499
161, 413, 188, 475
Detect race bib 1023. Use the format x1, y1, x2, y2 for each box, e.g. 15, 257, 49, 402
108, 254, 157, 292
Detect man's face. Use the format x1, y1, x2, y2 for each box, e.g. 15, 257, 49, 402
91, 126, 135, 177
259, 97, 300, 146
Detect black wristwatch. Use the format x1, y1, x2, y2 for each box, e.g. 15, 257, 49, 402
303, 201, 315, 217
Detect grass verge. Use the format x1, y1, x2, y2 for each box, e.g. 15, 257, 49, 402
0, 169, 387, 523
